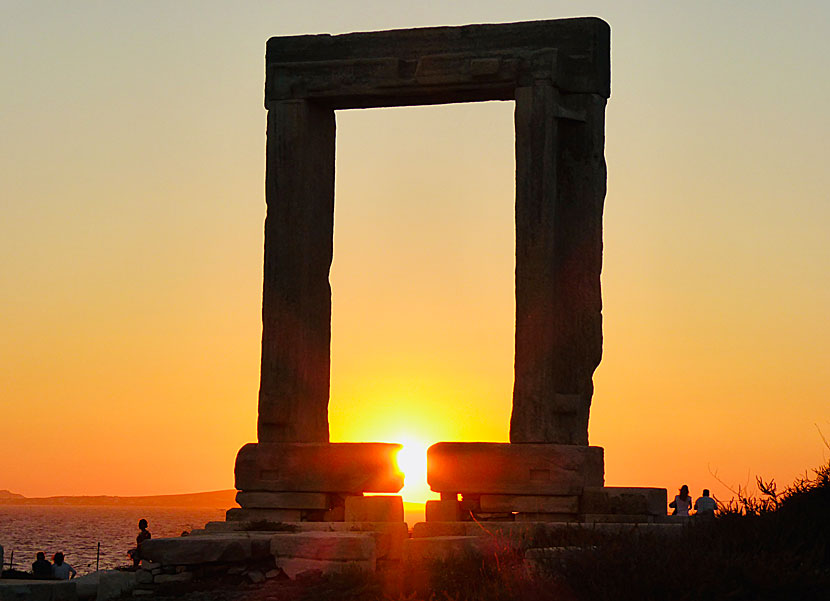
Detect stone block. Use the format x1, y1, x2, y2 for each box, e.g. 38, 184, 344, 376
427, 443, 604, 495
139, 533, 273, 565
344, 495, 403, 522
323, 506, 345, 521
136, 570, 154, 585
581, 487, 667, 516
403, 536, 483, 562
235, 443, 403, 493
472, 512, 514, 521
581, 514, 653, 524
154, 572, 193, 584
226, 508, 303, 522
270, 532, 376, 561
71, 571, 100, 600
276, 557, 374, 579
97, 571, 137, 601
411, 522, 468, 538
0, 581, 77, 601
425, 500, 461, 522
480, 495, 579, 513
246, 571, 265, 584
514, 513, 578, 522
236, 491, 331, 509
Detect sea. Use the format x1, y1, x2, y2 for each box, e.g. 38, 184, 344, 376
0, 506, 226, 575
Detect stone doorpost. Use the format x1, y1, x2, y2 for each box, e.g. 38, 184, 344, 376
259, 100, 335, 443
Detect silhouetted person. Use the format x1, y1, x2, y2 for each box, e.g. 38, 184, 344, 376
32, 552, 53, 578
669, 484, 692, 516
51, 553, 76, 580
129, 518, 151, 567
694, 488, 717, 515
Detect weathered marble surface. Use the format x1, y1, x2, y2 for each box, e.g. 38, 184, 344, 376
255, 17, 610, 447
235, 442, 403, 493
427, 442, 604, 495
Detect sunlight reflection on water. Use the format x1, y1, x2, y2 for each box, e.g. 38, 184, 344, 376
0, 506, 225, 574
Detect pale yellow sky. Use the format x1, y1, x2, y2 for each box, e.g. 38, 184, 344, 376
1, 1, 828, 503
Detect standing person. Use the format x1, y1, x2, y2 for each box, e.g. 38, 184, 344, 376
51, 553, 76, 580
129, 518, 152, 567
669, 484, 692, 516
32, 551, 53, 578
694, 489, 717, 515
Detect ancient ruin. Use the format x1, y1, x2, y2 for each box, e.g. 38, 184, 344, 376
112, 19, 680, 590
225, 13, 666, 539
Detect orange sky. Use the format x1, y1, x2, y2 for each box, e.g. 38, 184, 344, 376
1, 2, 829, 507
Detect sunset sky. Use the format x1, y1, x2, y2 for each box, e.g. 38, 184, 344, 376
2, 1, 828, 507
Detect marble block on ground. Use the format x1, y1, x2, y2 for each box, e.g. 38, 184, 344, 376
427, 442, 603, 495
235, 442, 403, 493
344, 495, 403, 522
425, 500, 463, 522
236, 491, 331, 509
226, 508, 303, 522
479, 494, 579, 513
276, 557, 375, 579
139, 533, 274, 565
580, 487, 667, 516
403, 536, 483, 562
270, 532, 376, 561
0, 580, 77, 601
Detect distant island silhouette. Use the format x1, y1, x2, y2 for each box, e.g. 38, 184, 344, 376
0, 489, 236, 508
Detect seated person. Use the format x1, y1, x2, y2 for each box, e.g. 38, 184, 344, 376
32, 552, 53, 578
51, 553, 76, 580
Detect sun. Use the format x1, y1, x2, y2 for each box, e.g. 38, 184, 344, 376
393, 436, 439, 504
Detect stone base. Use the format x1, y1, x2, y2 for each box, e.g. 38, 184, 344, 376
235, 442, 403, 493
195, 521, 408, 561
581, 487, 667, 516
411, 520, 685, 539
344, 495, 404, 522
427, 442, 604, 496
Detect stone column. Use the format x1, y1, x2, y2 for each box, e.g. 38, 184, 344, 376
511, 82, 606, 445
258, 100, 335, 443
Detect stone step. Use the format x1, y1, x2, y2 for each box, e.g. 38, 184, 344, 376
403, 536, 484, 562
271, 532, 376, 579
196, 521, 408, 560
139, 533, 274, 565
581, 487, 667, 516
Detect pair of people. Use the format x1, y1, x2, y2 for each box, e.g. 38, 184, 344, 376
31, 551, 76, 580
670, 485, 717, 516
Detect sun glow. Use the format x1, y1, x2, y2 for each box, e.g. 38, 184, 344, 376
393, 437, 439, 505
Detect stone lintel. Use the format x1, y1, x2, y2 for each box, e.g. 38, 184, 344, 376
427, 442, 604, 496
235, 442, 403, 493
265, 18, 610, 108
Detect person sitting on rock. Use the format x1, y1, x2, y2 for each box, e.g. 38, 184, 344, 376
51, 552, 76, 579
32, 552, 53, 578
669, 484, 692, 516
694, 489, 717, 515
129, 518, 152, 567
